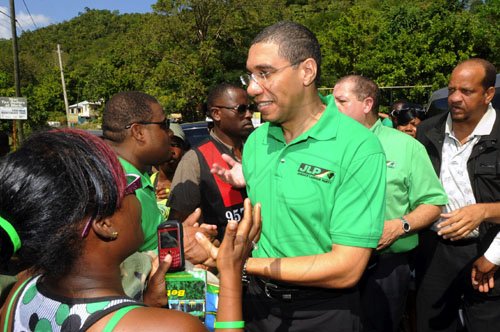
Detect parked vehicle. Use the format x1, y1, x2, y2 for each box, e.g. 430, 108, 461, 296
180, 120, 211, 148
86, 129, 103, 137
426, 73, 500, 119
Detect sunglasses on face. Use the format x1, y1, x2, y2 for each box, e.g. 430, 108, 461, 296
213, 104, 257, 115
124, 118, 170, 131
81, 174, 143, 238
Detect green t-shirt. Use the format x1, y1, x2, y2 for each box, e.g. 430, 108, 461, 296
242, 94, 386, 259
120, 158, 162, 251
370, 120, 448, 253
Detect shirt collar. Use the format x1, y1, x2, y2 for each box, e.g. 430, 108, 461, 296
118, 157, 153, 189
369, 119, 383, 134
445, 103, 496, 137
209, 129, 235, 153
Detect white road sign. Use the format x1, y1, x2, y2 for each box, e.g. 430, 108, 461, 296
0, 97, 28, 120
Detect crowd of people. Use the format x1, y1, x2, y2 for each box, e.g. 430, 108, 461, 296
0, 20, 499, 332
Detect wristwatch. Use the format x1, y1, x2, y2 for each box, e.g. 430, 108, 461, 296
400, 216, 411, 233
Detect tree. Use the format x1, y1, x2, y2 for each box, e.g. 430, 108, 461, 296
151, 0, 285, 120
0, 0, 498, 132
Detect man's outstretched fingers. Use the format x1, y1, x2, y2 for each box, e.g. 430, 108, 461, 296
249, 202, 262, 243
221, 153, 237, 167
195, 231, 219, 260
184, 208, 202, 226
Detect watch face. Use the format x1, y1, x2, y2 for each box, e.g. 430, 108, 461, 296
401, 217, 411, 233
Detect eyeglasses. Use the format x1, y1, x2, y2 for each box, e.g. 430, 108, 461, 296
124, 118, 170, 130
81, 174, 142, 238
240, 59, 305, 87
213, 104, 257, 115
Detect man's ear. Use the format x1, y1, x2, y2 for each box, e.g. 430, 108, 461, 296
485, 86, 495, 104
301, 58, 317, 87
92, 217, 119, 240
211, 108, 222, 122
130, 124, 146, 144
363, 97, 375, 115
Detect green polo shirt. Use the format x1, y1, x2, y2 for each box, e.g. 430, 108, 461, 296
120, 158, 162, 251
242, 94, 386, 259
370, 120, 448, 253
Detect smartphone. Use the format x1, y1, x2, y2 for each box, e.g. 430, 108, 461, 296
157, 220, 185, 272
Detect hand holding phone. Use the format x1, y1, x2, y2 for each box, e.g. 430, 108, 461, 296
157, 220, 185, 272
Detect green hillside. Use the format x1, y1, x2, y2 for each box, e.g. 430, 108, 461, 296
0, 0, 498, 133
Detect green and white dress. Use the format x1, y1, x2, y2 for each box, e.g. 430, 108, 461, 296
9, 275, 144, 331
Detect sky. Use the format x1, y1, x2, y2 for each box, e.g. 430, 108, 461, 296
0, 0, 158, 39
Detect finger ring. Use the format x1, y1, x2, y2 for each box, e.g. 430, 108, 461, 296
252, 241, 258, 250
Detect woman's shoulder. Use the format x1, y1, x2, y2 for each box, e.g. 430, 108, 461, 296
89, 306, 207, 332
0, 271, 37, 330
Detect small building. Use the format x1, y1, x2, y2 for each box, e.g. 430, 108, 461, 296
169, 113, 183, 123
69, 100, 102, 124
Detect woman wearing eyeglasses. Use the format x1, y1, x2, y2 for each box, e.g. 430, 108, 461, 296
0, 129, 260, 332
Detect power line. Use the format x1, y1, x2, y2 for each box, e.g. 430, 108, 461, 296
15, 19, 24, 33
0, 8, 25, 33
0, 9, 10, 18
22, 0, 38, 29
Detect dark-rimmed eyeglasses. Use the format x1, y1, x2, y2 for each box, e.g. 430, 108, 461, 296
124, 118, 170, 130
213, 104, 257, 115
81, 174, 143, 238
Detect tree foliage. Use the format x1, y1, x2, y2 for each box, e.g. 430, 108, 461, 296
0, 0, 498, 131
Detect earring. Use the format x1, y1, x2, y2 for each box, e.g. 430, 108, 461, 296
110, 231, 118, 240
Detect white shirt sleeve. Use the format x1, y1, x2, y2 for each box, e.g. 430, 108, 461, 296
484, 230, 500, 266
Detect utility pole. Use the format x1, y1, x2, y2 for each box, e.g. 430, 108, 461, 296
57, 44, 70, 127
10, 0, 23, 147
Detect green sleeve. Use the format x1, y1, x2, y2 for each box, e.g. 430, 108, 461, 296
330, 148, 386, 248
408, 141, 448, 210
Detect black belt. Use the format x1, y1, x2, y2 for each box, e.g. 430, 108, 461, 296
426, 229, 479, 246
253, 277, 349, 301
367, 250, 414, 270
437, 235, 478, 246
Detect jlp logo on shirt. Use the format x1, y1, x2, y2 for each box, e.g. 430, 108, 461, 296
297, 163, 335, 183
386, 161, 397, 168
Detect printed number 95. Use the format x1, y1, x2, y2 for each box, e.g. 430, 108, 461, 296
225, 208, 244, 222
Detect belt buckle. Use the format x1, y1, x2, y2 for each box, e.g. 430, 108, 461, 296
264, 281, 293, 301
263, 281, 277, 298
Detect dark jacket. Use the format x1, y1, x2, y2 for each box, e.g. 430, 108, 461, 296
417, 108, 500, 253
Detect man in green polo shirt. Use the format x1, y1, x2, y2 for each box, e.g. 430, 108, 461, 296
101, 92, 217, 300
333, 75, 448, 332
102, 91, 217, 258
102, 91, 172, 252
237, 21, 386, 332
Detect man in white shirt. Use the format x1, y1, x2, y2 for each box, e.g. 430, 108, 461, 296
416, 58, 500, 332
